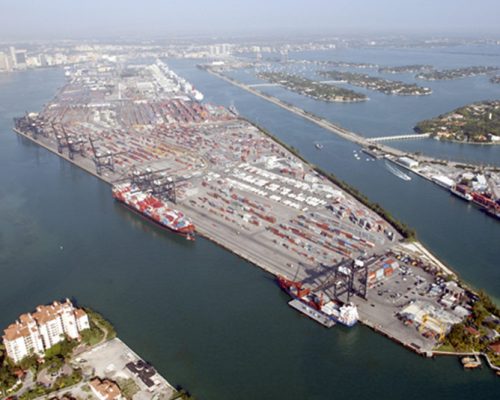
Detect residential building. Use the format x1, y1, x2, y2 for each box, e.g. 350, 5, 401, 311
0, 52, 12, 71
89, 378, 123, 400
2, 299, 90, 363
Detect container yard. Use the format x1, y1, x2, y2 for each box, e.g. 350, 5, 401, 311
13, 59, 475, 357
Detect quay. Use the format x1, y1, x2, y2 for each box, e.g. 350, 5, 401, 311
76, 338, 177, 399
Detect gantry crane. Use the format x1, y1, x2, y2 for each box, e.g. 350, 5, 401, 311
88, 135, 126, 175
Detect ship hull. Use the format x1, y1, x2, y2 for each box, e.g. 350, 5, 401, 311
276, 276, 357, 327
113, 193, 195, 240
449, 188, 472, 202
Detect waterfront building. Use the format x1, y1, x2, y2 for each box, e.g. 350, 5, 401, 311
89, 378, 123, 400
14, 50, 27, 69
2, 299, 90, 363
209, 43, 231, 57
398, 156, 419, 169
9, 46, 17, 68
0, 52, 12, 71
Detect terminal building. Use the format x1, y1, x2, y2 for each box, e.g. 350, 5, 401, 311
2, 299, 90, 363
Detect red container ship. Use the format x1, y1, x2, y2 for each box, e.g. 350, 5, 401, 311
112, 183, 195, 240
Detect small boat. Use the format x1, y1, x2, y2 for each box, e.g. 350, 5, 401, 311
461, 356, 481, 369
315, 143, 324, 150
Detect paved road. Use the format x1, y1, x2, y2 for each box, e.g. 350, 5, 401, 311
206, 68, 496, 169
206, 68, 408, 157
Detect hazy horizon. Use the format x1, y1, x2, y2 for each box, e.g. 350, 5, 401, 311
1, 0, 500, 41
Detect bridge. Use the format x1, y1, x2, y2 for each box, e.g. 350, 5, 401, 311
367, 133, 431, 143
247, 83, 281, 88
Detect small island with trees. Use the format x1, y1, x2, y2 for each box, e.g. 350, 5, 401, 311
378, 64, 434, 74
319, 60, 379, 69
414, 100, 500, 143
319, 70, 432, 96
416, 66, 499, 80
257, 72, 367, 102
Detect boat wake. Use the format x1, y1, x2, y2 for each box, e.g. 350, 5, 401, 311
385, 161, 411, 181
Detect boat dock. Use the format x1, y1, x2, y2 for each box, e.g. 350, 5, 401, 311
288, 299, 336, 328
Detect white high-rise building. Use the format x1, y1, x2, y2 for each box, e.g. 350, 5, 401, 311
0, 52, 12, 71
9, 46, 17, 68
2, 299, 90, 363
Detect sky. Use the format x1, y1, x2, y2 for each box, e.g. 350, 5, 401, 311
0, 0, 499, 40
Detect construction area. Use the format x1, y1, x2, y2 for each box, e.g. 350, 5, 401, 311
13, 60, 472, 354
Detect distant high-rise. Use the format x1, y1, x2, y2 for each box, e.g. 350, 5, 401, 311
15, 50, 27, 66
209, 43, 231, 57
0, 52, 12, 71
6, 46, 28, 70
9, 46, 17, 68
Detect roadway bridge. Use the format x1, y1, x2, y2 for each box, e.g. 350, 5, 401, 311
367, 133, 430, 143
247, 83, 281, 88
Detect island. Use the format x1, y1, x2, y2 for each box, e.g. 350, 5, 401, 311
414, 100, 500, 143
1, 299, 192, 400
257, 71, 367, 102
378, 64, 434, 74
11, 59, 500, 375
416, 66, 499, 80
319, 60, 379, 69
319, 70, 432, 96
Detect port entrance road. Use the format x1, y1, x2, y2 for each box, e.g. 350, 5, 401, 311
205, 68, 406, 155
206, 68, 495, 170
